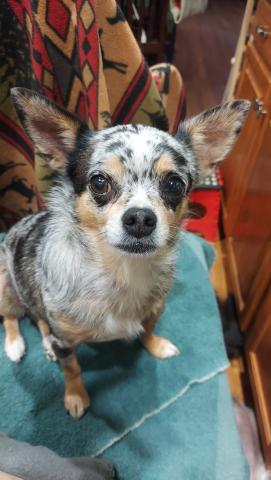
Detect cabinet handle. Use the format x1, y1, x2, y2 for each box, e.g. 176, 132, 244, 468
255, 25, 269, 39
252, 97, 267, 118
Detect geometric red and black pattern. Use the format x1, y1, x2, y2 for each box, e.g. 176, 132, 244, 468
6, 0, 99, 125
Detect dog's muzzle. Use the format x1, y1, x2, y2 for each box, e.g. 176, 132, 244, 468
122, 208, 157, 239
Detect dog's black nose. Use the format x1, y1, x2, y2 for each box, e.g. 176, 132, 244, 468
122, 208, 157, 238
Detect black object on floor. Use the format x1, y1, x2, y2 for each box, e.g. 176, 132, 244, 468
218, 294, 244, 358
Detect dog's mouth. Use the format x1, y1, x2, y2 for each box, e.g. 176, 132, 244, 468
116, 240, 157, 255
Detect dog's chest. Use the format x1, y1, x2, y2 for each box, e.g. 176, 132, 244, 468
99, 312, 144, 342
90, 263, 156, 337
56, 258, 168, 344
104, 268, 156, 338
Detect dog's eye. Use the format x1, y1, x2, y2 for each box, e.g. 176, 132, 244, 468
90, 174, 111, 195
163, 174, 185, 194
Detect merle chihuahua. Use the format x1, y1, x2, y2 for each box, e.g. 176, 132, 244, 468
0, 88, 249, 418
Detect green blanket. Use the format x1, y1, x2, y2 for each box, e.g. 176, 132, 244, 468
104, 373, 248, 480
0, 232, 248, 479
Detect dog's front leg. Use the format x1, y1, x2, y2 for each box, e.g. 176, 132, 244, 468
3, 316, 25, 362
140, 301, 180, 359
53, 345, 90, 419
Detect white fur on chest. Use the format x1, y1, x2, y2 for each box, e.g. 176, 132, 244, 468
77, 258, 155, 340
42, 229, 175, 343
101, 313, 144, 341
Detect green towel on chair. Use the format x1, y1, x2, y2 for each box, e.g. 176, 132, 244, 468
0, 232, 248, 479
103, 373, 248, 480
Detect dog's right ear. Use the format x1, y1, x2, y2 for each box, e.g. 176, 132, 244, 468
11, 87, 87, 172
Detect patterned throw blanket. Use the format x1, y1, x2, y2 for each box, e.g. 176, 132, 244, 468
0, 0, 185, 230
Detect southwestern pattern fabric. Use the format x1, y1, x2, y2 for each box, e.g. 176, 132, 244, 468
0, 0, 185, 230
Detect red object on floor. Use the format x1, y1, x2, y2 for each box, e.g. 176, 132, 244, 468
182, 168, 223, 243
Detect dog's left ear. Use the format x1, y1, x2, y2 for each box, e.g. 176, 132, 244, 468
176, 100, 250, 177
11, 87, 87, 171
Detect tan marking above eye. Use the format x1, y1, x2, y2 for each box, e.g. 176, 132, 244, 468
153, 154, 176, 177
104, 155, 125, 179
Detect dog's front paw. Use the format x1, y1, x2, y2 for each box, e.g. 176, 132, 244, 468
141, 334, 180, 359
5, 335, 26, 362
64, 384, 91, 419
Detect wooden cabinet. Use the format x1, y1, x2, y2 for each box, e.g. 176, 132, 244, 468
222, 14, 271, 328
223, 44, 271, 226
233, 118, 271, 306
222, 0, 271, 467
246, 285, 271, 468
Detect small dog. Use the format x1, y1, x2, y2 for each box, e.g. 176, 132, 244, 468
0, 88, 249, 418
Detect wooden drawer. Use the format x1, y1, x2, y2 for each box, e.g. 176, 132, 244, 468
240, 42, 271, 102
223, 113, 271, 316
251, 0, 271, 71
246, 284, 271, 468
231, 115, 271, 308
241, 244, 271, 330
222, 43, 271, 237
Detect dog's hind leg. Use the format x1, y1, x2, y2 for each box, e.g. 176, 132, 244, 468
3, 317, 25, 362
36, 319, 57, 361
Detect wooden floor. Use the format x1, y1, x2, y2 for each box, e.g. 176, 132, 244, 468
173, 0, 245, 116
